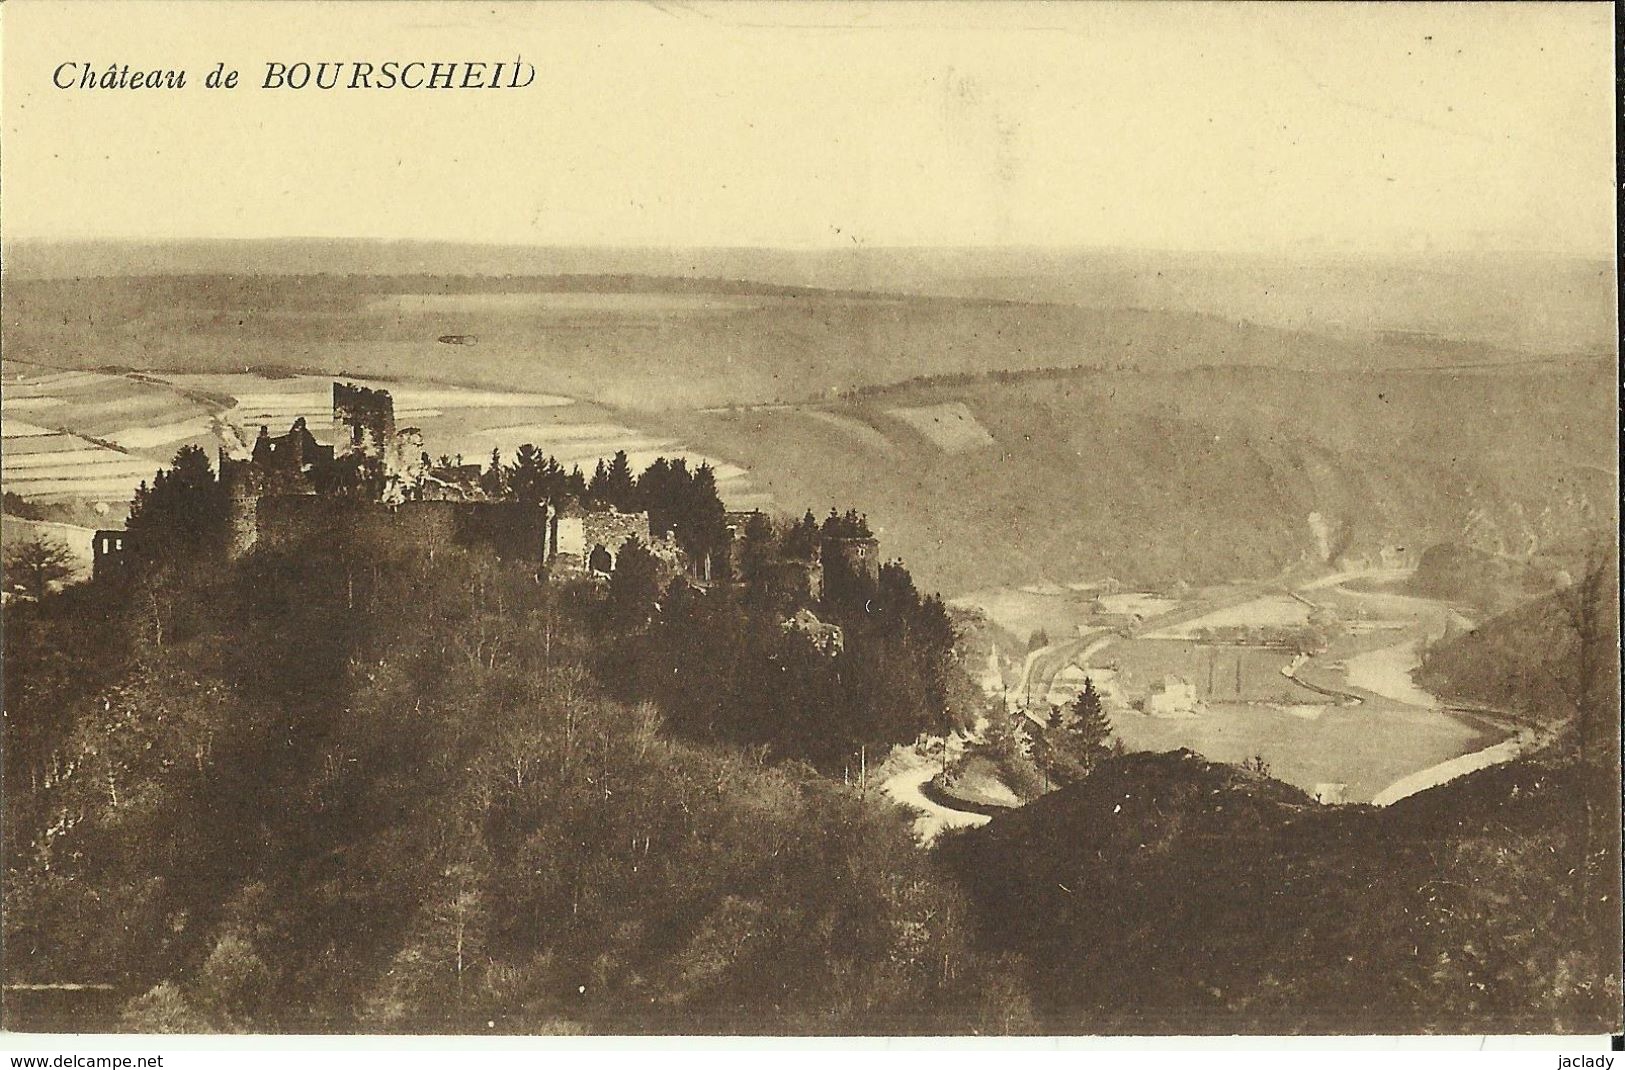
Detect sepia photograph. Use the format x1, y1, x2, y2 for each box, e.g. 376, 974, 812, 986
0, 0, 1619, 1051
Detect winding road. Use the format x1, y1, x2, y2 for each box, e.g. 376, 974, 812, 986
876, 743, 990, 844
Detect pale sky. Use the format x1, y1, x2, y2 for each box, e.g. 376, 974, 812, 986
0, 1, 1615, 255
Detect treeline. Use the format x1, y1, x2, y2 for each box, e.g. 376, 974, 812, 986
966, 680, 1117, 802
126, 445, 232, 559
2, 491, 48, 521
832, 361, 1114, 401
607, 535, 977, 771
479, 447, 729, 573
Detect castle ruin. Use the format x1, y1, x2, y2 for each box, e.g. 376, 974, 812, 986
332, 382, 396, 465
206, 382, 673, 579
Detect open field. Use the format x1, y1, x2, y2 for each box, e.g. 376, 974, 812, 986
1144, 592, 1312, 637
2, 359, 772, 514
1106, 699, 1490, 805
884, 403, 997, 453
1008, 567, 1512, 804
948, 585, 1107, 646
1094, 592, 1180, 618
2, 362, 223, 511
1104, 638, 1315, 705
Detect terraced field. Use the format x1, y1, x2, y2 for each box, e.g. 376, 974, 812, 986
1, 360, 772, 518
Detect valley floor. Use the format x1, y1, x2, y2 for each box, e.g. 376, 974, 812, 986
934, 566, 1525, 817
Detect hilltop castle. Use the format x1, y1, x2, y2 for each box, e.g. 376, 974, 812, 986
97, 383, 667, 582
96, 382, 876, 606
222, 384, 681, 575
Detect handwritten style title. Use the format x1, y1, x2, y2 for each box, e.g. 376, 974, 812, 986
52, 59, 538, 91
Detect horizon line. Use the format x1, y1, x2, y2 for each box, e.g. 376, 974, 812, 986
3, 235, 1611, 262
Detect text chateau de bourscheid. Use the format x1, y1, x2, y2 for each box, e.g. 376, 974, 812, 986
52, 59, 539, 92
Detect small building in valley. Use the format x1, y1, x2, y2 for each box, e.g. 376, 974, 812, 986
1144, 675, 1202, 718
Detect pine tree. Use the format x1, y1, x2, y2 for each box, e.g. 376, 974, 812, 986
125, 444, 229, 562
783, 511, 820, 559
587, 459, 611, 503
605, 536, 663, 629
604, 450, 636, 510
687, 463, 728, 575
565, 465, 588, 501
738, 511, 777, 599
3, 535, 75, 599
479, 448, 507, 498
510, 445, 545, 505
1067, 677, 1113, 765
639, 458, 674, 532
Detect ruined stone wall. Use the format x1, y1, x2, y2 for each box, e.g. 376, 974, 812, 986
766, 558, 823, 606
393, 427, 427, 482
256, 496, 449, 559
820, 535, 879, 606
547, 508, 655, 574
258, 495, 369, 553
332, 383, 396, 464
91, 529, 133, 584
554, 514, 587, 560
581, 510, 653, 565
441, 501, 550, 561
227, 495, 259, 558
255, 496, 547, 564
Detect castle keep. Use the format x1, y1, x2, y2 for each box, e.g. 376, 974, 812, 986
332, 382, 395, 464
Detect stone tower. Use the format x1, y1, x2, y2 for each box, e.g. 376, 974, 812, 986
332, 382, 396, 466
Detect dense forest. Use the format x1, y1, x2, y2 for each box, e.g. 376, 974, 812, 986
3, 446, 1619, 1035
938, 745, 1621, 1034
2, 447, 1023, 1033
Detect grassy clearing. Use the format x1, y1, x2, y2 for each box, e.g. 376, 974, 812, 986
949, 586, 1103, 644
1105, 700, 1487, 804
885, 402, 997, 453
105, 417, 218, 450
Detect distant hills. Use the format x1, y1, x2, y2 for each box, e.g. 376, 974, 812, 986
3, 245, 1613, 595
4, 239, 1614, 354
661, 363, 1614, 593
4, 264, 1611, 412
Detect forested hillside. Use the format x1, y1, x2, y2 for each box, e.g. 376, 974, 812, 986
2, 453, 1024, 1034
663, 363, 1614, 593
1416, 557, 1620, 740
4, 446, 1618, 1037
939, 748, 1621, 1034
